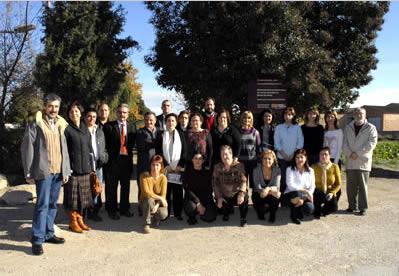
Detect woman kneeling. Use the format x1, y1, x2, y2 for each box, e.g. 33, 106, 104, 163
252, 150, 281, 223
183, 153, 217, 225
311, 147, 342, 218
213, 145, 249, 227
285, 149, 315, 225
139, 155, 168, 233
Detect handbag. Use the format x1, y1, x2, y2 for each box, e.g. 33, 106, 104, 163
90, 172, 102, 196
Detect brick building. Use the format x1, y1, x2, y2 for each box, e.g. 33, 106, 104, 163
339, 103, 399, 139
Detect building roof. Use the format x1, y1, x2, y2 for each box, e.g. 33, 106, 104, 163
363, 103, 399, 114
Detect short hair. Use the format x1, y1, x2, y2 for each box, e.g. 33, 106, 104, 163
85, 108, 97, 115
150, 154, 164, 171
165, 113, 178, 122
240, 110, 254, 128
304, 107, 320, 124
324, 110, 339, 130
178, 110, 190, 119
220, 144, 233, 155
97, 102, 109, 110
217, 109, 231, 125
144, 111, 156, 118
282, 106, 298, 124
190, 112, 204, 123
117, 103, 129, 110
44, 93, 61, 105
67, 101, 84, 116
260, 149, 277, 166
319, 146, 331, 155
354, 107, 366, 115
161, 99, 171, 106
290, 149, 310, 172
205, 97, 215, 104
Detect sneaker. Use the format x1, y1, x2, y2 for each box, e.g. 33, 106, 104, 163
143, 225, 150, 234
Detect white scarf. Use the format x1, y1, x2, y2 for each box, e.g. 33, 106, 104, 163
162, 130, 182, 170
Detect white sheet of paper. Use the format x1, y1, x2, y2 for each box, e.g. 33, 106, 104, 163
167, 172, 182, 185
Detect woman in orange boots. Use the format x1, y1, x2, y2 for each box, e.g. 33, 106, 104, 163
63, 102, 94, 233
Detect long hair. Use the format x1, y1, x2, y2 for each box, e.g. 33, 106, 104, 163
281, 107, 298, 125
290, 149, 310, 172
324, 110, 339, 130
240, 110, 254, 128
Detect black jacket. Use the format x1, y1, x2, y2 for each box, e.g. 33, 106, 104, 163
103, 120, 136, 162
64, 121, 93, 175
89, 126, 108, 168
155, 114, 166, 131
136, 127, 161, 174
211, 125, 241, 163
155, 129, 187, 168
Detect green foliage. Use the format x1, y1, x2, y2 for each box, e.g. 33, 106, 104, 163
146, 2, 389, 114
34, 2, 138, 114
373, 141, 399, 167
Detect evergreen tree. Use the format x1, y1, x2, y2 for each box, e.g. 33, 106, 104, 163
34, 2, 138, 113
146, 2, 389, 114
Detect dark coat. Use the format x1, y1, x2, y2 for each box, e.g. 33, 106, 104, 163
136, 127, 161, 174
155, 129, 187, 168
91, 126, 108, 168
64, 121, 93, 175
211, 125, 241, 163
103, 120, 136, 162
155, 114, 166, 131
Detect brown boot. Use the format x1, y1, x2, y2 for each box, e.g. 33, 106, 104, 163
69, 211, 83, 233
76, 212, 91, 231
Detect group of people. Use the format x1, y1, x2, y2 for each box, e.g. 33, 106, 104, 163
21, 94, 378, 255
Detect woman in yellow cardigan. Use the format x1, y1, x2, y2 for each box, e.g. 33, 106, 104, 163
311, 147, 342, 219
140, 155, 168, 234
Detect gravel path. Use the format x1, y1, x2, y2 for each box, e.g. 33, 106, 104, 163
0, 175, 398, 275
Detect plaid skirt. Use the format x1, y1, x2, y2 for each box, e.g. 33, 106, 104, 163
63, 174, 93, 211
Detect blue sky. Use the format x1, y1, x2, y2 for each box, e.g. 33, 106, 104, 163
28, 1, 399, 114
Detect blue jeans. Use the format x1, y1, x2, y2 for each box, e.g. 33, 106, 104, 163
31, 174, 62, 245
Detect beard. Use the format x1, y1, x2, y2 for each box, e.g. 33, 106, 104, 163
205, 108, 214, 114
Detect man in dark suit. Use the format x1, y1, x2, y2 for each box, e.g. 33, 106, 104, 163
155, 99, 172, 131
103, 103, 136, 220
202, 97, 217, 131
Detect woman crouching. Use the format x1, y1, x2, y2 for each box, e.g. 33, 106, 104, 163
285, 149, 315, 225
183, 153, 217, 225
252, 150, 281, 223
213, 145, 249, 227
139, 155, 168, 234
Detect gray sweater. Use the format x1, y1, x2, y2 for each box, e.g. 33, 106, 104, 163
252, 163, 281, 193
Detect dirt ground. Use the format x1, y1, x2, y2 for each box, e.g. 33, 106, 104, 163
1, 173, 399, 275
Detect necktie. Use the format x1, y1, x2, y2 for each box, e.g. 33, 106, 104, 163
120, 123, 128, 155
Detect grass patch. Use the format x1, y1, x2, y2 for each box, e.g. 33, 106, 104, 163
373, 140, 399, 170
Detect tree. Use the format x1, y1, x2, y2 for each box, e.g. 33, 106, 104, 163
108, 61, 150, 122
146, 2, 389, 114
34, 2, 138, 113
0, 2, 36, 129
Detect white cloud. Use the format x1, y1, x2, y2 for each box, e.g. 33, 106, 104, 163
142, 89, 186, 114
352, 88, 399, 107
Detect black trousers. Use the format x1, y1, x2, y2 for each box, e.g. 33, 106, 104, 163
286, 191, 314, 220
313, 189, 338, 216
251, 192, 279, 218
166, 182, 183, 217
241, 160, 257, 188
105, 155, 132, 213
278, 159, 290, 206
220, 193, 249, 219
183, 199, 217, 222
